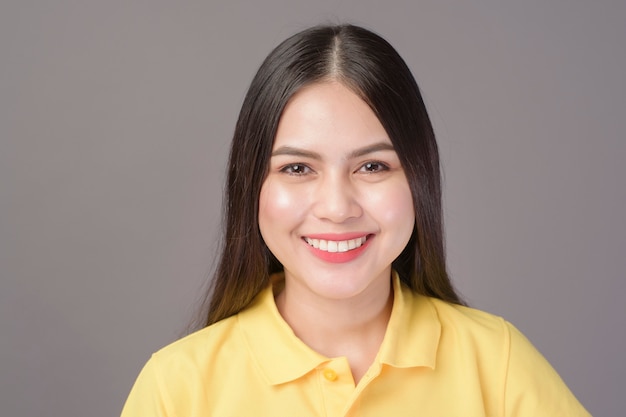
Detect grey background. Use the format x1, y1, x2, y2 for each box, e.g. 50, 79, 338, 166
1, 1, 623, 416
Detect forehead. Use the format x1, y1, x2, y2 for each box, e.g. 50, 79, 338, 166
273, 81, 390, 151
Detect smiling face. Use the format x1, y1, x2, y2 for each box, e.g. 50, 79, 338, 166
258, 81, 415, 303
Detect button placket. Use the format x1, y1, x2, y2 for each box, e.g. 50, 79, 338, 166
318, 358, 355, 416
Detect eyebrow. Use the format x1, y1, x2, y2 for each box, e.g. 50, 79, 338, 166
271, 142, 396, 159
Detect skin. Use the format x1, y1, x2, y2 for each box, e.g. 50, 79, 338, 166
258, 81, 415, 383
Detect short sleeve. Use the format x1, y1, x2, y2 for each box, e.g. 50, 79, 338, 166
503, 321, 591, 417
121, 355, 172, 417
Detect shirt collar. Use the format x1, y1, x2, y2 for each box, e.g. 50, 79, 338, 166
237, 274, 328, 385
237, 271, 441, 385
378, 271, 441, 369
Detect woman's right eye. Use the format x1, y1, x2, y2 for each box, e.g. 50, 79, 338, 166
279, 163, 311, 175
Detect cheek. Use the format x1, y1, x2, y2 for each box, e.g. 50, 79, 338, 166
382, 183, 415, 255
369, 181, 415, 230
258, 179, 307, 234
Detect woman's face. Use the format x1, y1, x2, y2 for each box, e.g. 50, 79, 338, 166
258, 82, 415, 302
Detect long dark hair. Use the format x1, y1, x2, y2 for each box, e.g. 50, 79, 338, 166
200, 24, 463, 327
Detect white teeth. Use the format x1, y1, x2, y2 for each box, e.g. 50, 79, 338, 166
304, 236, 367, 253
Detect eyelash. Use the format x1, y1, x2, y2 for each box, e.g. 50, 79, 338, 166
278, 161, 390, 176
358, 161, 389, 173
279, 164, 312, 176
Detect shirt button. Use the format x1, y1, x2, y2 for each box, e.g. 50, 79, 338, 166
323, 368, 338, 381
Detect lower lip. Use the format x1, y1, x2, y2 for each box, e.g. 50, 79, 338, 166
304, 237, 371, 263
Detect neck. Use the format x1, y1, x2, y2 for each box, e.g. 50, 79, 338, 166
275, 274, 394, 383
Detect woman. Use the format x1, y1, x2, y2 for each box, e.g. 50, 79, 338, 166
121, 24, 590, 416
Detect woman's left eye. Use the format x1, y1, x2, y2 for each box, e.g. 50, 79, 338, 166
279, 163, 312, 175
358, 161, 389, 173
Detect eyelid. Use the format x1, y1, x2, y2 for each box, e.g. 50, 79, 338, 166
357, 160, 391, 173
278, 162, 313, 175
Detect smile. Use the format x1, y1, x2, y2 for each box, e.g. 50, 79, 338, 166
303, 236, 367, 253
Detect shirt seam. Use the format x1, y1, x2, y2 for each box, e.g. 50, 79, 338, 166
151, 353, 178, 417
500, 318, 512, 417
316, 366, 330, 417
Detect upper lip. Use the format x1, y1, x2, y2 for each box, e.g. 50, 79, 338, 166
303, 232, 372, 241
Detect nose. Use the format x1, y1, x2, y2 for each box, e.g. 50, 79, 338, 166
311, 174, 362, 223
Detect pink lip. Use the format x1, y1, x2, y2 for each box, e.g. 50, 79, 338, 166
302, 234, 373, 264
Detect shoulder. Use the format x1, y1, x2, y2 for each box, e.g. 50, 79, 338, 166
425, 296, 511, 342
423, 297, 555, 369
424, 297, 548, 371
423, 296, 590, 416
121, 314, 255, 417
150, 314, 242, 371
121, 315, 249, 416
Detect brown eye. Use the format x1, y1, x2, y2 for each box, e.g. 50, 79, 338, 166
359, 161, 389, 173
280, 164, 312, 175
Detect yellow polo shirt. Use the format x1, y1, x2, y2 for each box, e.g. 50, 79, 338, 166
121, 274, 590, 416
